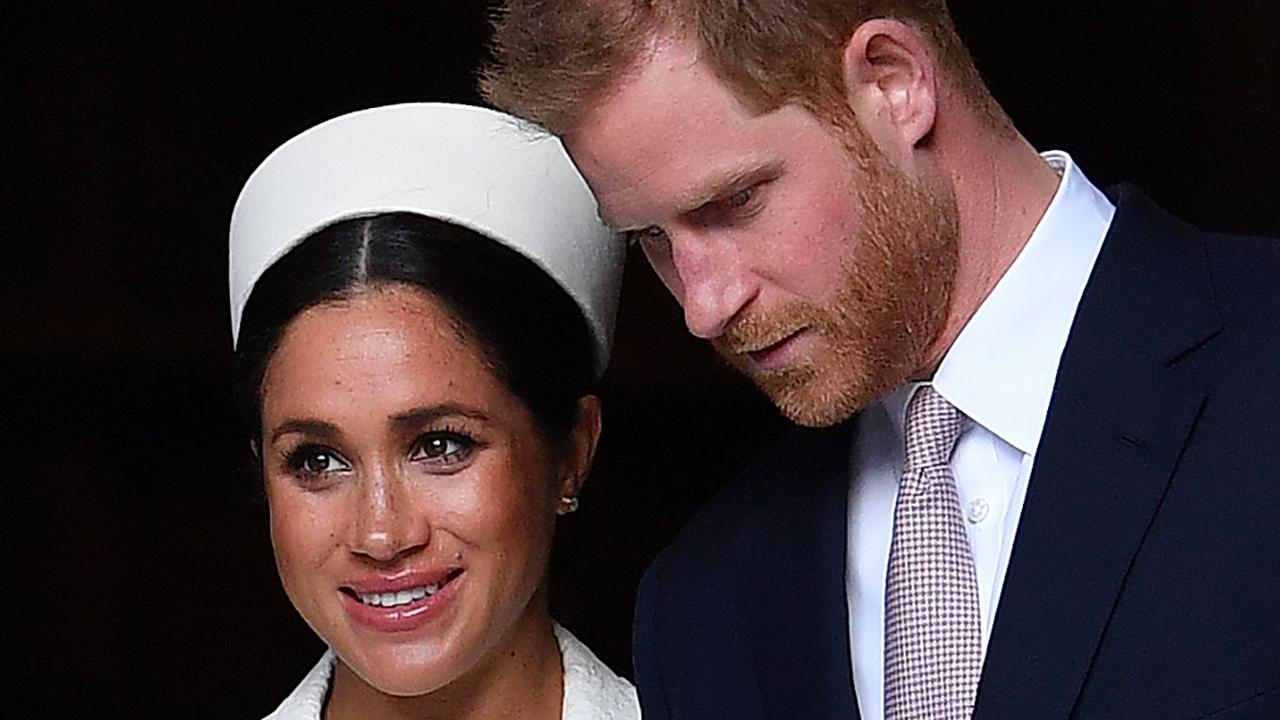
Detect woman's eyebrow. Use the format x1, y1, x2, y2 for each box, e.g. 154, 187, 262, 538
269, 418, 340, 444
390, 404, 492, 432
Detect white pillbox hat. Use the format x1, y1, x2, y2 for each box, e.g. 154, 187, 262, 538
229, 102, 624, 376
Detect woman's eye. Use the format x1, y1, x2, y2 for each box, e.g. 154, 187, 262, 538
411, 433, 476, 467
304, 452, 336, 474
285, 446, 350, 480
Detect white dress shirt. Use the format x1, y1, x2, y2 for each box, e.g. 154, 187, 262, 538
845, 151, 1117, 720
262, 624, 639, 720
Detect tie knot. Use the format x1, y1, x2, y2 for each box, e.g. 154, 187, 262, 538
903, 385, 965, 472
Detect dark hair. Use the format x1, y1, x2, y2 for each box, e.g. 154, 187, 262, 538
234, 212, 597, 447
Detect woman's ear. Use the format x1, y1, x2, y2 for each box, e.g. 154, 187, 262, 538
841, 18, 939, 153
558, 395, 603, 503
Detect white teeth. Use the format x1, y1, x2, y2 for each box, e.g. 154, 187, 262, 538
357, 583, 443, 607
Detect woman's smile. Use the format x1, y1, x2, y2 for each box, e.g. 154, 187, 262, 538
339, 567, 467, 633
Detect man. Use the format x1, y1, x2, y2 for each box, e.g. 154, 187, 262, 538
482, 2, 1280, 719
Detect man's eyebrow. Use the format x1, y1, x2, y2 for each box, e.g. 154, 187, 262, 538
389, 404, 492, 432
672, 159, 782, 216
600, 210, 630, 232
603, 159, 781, 231
269, 418, 340, 444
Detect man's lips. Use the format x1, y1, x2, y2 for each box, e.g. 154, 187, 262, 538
742, 328, 808, 368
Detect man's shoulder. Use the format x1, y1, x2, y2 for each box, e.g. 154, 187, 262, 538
1201, 227, 1280, 317
1109, 184, 1280, 282
1100, 184, 1280, 337
642, 419, 855, 589
632, 419, 858, 713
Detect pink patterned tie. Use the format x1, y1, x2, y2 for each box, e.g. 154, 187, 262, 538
884, 385, 982, 719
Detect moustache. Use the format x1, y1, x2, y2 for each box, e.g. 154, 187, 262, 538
714, 305, 820, 357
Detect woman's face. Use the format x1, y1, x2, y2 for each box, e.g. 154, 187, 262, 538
259, 284, 584, 696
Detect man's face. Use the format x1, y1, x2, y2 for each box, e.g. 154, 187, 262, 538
565, 36, 959, 427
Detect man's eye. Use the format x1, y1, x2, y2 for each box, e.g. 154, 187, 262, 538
627, 226, 669, 249
725, 186, 754, 208
411, 432, 476, 467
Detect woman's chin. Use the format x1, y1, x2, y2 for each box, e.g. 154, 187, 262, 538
318, 573, 478, 695
339, 644, 465, 698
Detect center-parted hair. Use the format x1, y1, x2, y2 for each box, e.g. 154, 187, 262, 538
481, 0, 1004, 133
234, 212, 596, 448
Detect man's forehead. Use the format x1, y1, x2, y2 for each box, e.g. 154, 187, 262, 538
567, 32, 744, 136
564, 38, 772, 229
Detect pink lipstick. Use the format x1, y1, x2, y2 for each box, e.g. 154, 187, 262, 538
340, 567, 465, 633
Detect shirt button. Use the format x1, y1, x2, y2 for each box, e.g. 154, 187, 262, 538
967, 498, 990, 524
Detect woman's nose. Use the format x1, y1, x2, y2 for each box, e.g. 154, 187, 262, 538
350, 466, 430, 564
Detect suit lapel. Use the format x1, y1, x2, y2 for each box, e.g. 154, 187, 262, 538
974, 187, 1221, 719
735, 422, 862, 719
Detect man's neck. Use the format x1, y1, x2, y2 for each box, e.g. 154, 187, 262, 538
923, 121, 1061, 372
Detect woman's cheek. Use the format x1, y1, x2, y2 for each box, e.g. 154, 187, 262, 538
440, 457, 555, 572
269, 482, 345, 577
439, 460, 518, 527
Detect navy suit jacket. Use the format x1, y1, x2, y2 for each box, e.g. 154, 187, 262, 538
633, 187, 1280, 719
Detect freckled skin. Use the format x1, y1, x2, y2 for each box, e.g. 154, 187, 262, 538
566, 41, 865, 331
565, 36, 958, 426
259, 285, 589, 716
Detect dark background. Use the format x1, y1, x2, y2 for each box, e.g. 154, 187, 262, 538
10, 2, 1278, 717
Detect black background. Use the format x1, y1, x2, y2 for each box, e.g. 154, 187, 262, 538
10, 2, 1279, 717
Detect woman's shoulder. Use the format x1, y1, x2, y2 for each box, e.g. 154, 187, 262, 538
260, 650, 335, 720
555, 624, 641, 720
257, 634, 636, 720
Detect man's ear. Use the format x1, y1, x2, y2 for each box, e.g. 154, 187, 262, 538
841, 19, 939, 153
558, 395, 603, 502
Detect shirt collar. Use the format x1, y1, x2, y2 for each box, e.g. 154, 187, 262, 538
886, 151, 1116, 455
268, 649, 334, 719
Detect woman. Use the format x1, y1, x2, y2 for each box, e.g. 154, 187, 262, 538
228, 103, 637, 719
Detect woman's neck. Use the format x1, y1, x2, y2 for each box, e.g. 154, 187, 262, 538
325, 609, 564, 720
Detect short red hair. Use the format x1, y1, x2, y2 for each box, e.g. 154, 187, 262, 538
481, 0, 1008, 133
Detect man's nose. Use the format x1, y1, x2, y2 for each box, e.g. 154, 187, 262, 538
669, 233, 754, 339
350, 465, 430, 565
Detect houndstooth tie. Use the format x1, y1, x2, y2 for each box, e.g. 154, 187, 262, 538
884, 385, 982, 720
